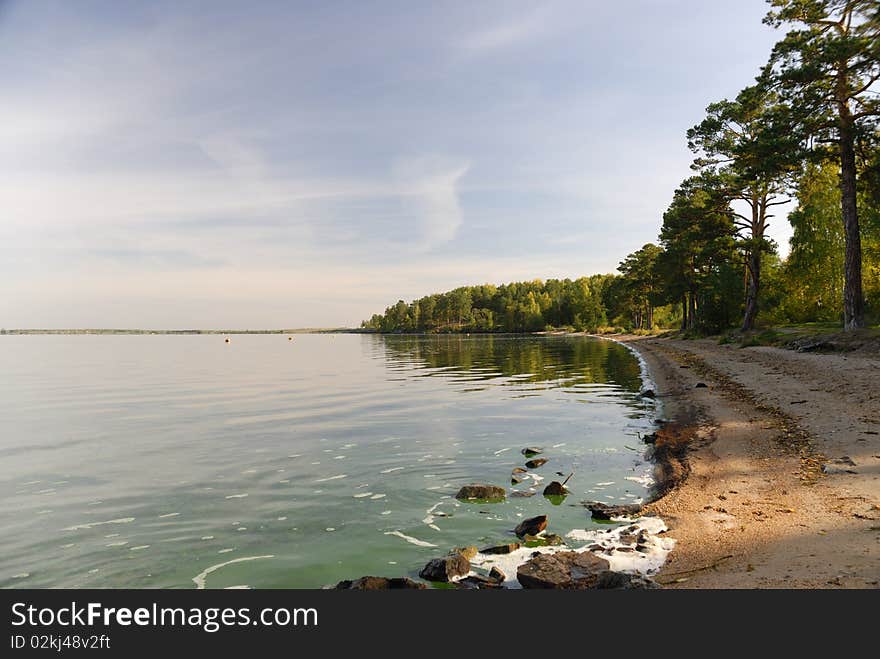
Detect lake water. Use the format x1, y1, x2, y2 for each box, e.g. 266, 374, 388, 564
0, 334, 659, 589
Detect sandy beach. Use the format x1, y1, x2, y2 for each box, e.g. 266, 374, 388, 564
622, 336, 880, 588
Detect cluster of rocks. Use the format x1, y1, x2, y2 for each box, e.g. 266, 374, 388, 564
336, 445, 661, 590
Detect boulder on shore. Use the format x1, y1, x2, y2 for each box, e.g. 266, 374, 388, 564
585, 502, 642, 520
418, 553, 470, 582
335, 576, 427, 590
455, 484, 506, 501
514, 514, 548, 538
516, 551, 611, 589
525, 458, 548, 469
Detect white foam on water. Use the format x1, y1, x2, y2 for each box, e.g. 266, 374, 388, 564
380, 467, 405, 474
370, 494, 386, 500
225, 493, 248, 499
384, 531, 437, 548
104, 534, 119, 538
12, 573, 29, 579
130, 545, 150, 551
201, 536, 214, 540
236, 527, 247, 531
422, 502, 444, 527
596, 482, 615, 486
159, 513, 180, 518
334, 455, 346, 460
342, 443, 357, 449
325, 527, 336, 532
63, 517, 135, 532
493, 447, 512, 455
225, 585, 251, 589
218, 548, 235, 554
192, 555, 274, 589
105, 541, 128, 547
242, 469, 257, 474
380, 511, 392, 515
552, 443, 567, 448
277, 516, 287, 521
470, 517, 675, 589
22, 480, 41, 486
353, 492, 373, 498
625, 474, 653, 487
287, 454, 301, 458
314, 474, 347, 482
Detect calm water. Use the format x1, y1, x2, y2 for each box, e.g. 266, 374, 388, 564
0, 334, 657, 589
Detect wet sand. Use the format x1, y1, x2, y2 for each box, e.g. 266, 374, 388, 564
623, 336, 880, 588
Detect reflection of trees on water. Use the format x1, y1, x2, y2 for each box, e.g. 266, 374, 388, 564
373, 335, 643, 391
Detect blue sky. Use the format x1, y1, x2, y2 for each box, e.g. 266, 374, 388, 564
1, 0, 786, 328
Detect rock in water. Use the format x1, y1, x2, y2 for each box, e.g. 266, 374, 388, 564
585, 502, 642, 520
511, 467, 527, 484
480, 542, 521, 555
418, 553, 470, 582
521, 447, 543, 456
542, 481, 568, 496
335, 576, 427, 590
641, 389, 656, 399
514, 515, 548, 538
455, 484, 506, 501
516, 551, 611, 589
525, 458, 548, 469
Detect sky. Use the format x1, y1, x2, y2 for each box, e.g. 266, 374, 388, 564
0, 0, 789, 329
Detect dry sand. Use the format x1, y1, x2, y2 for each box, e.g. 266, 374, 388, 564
623, 336, 879, 588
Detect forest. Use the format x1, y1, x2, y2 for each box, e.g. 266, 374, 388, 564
364, 1, 880, 335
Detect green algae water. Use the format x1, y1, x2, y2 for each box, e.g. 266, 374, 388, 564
0, 334, 658, 589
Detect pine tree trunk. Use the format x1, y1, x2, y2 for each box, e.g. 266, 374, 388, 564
837, 66, 864, 330
742, 249, 760, 331
680, 294, 688, 331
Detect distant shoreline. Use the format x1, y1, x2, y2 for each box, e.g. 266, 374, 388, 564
0, 328, 360, 335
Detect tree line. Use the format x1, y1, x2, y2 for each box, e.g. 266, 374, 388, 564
365, 1, 879, 335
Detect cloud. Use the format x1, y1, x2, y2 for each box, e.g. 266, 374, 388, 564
393, 156, 470, 249
456, 8, 555, 56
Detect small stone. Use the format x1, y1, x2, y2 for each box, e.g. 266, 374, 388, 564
525, 458, 548, 469
642, 389, 656, 399
480, 542, 521, 555
488, 566, 506, 583
521, 447, 543, 456
455, 484, 506, 501
457, 575, 503, 589
585, 502, 642, 520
